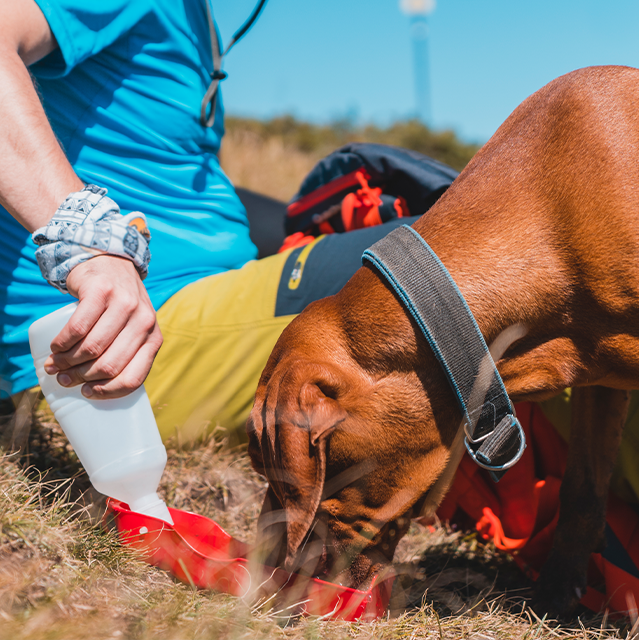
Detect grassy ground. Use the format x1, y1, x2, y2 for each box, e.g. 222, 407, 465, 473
0, 402, 632, 640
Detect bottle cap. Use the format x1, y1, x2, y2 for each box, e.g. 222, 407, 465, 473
129, 493, 174, 525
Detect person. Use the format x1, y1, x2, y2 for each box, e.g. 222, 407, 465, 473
8, 1, 639, 613
0, 0, 429, 443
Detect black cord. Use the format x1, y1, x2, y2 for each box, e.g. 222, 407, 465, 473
224, 0, 268, 55
200, 0, 269, 127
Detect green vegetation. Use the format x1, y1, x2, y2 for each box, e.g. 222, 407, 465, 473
225, 115, 481, 174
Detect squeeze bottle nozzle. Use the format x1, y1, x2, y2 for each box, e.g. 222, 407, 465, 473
29, 302, 173, 525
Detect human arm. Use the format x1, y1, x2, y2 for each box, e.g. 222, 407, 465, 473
0, 0, 162, 399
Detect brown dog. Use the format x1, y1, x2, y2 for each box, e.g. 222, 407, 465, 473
247, 65, 639, 618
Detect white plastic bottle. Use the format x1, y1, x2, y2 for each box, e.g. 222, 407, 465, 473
29, 302, 173, 524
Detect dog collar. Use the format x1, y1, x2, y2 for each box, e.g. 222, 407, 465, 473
362, 224, 525, 482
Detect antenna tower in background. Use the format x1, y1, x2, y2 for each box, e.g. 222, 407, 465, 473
400, 0, 436, 127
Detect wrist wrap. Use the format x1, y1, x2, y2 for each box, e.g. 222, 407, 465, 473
32, 184, 151, 293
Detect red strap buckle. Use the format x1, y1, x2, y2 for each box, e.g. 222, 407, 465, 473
341, 171, 384, 231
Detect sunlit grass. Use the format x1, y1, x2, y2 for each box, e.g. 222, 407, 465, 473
219, 115, 481, 203
0, 405, 629, 639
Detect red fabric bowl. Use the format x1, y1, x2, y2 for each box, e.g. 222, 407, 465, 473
106, 498, 394, 621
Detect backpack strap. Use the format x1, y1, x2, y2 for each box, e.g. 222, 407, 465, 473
201, 0, 269, 127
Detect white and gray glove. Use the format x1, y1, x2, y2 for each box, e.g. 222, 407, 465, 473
32, 184, 151, 293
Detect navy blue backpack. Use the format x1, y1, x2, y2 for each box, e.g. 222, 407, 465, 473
281, 142, 459, 250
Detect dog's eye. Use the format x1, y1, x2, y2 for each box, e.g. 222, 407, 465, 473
317, 383, 339, 400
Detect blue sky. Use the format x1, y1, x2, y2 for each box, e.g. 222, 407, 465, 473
213, 0, 639, 144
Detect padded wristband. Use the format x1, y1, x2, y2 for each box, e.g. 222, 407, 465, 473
32, 184, 151, 293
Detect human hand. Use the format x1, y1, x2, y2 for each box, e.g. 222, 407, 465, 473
43, 255, 163, 399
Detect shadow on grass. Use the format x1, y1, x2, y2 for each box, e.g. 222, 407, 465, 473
390, 523, 620, 632
390, 524, 532, 617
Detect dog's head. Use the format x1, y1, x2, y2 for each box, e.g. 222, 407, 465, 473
247, 269, 461, 587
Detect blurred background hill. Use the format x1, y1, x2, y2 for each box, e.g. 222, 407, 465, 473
221, 115, 480, 202
215, 1, 639, 144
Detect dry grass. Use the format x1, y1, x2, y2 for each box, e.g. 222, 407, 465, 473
219, 115, 481, 202
220, 128, 319, 202
0, 404, 632, 639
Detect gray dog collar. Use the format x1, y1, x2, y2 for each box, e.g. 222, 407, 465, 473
362, 224, 525, 482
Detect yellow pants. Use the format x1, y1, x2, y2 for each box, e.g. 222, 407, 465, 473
145, 250, 296, 444
144, 219, 416, 445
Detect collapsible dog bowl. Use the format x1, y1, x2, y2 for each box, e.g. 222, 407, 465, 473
107, 499, 394, 621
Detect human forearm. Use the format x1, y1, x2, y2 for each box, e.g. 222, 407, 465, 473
0, 45, 83, 231
1, 0, 162, 399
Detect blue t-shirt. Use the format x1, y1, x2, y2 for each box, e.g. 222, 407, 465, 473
0, 0, 258, 396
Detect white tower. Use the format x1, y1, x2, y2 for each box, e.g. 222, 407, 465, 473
400, 0, 436, 127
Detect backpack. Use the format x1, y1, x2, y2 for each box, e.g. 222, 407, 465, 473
281, 142, 459, 251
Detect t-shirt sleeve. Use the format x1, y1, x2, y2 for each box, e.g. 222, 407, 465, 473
31, 0, 153, 77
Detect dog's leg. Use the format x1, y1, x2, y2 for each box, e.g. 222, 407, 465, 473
533, 385, 629, 618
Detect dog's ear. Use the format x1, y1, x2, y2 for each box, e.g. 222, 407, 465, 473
246, 398, 265, 477
263, 380, 346, 571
